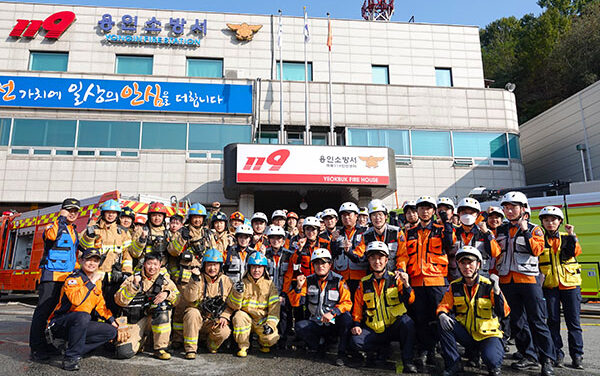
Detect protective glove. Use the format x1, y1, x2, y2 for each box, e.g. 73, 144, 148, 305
263, 324, 273, 335
234, 281, 245, 294
180, 227, 191, 241
489, 274, 501, 295
86, 225, 97, 238
439, 312, 455, 332
439, 210, 449, 223
117, 326, 130, 343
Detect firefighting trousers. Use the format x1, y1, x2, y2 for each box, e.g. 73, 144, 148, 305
29, 281, 63, 353
295, 312, 353, 355
183, 307, 231, 353
171, 296, 186, 344
116, 312, 172, 353
351, 314, 415, 362
438, 320, 504, 370
51, 311, 117, 360
409, 285, 446, 353
544, 286, 584, 360
231, 310, 279, 349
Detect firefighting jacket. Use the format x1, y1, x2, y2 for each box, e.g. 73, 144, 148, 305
167, 225, 211, 284
80, 219, 133, 278
130, 224, 170, 262
353, 224, 406, 273
352, 271, 414, 333
211, 229, 234, 258
495, 222, 545, 283
183, 272, 234, 320
265, 246, 294, 294
449, 225, 500, 281
48, 269, 114, 324
282, 239, 320, 294
223, 245, 254, 283
288, 271, 352, 323
437, 275, 510, 341
114, 269, 179, 310
539, 231, 582, 289
41, 216, 79, 282
227, 273, 280, 329
330, 225, 368, 281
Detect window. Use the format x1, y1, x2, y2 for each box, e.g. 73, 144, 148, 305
29, 52, 68, 72
453, 132, 508, 158
187, 58, 223, 78
435, 67, 453, 87
347, 128, 409, 155
411, 130, 451, 156
372, 65, 389, 84
116, 55, 153, 75
11, 119, 76, 147
0, 118, 11, 146
508, 133, 521, 159
277, 61, 313, 81
141, 122, 186, 150
287, 131, 304, 145
258, 132, 279, 144
188, 124, 251, 151
77, 121, 140, 149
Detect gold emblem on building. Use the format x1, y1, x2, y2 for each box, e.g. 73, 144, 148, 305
359, 156, 384, 168
226, 23, 263, 41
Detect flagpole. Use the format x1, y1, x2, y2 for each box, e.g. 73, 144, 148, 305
327, 13, 334, 146
278, 10, 285, 144
303, 6, 310, 145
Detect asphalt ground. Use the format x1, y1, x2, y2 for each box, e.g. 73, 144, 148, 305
1, 295, 600, 375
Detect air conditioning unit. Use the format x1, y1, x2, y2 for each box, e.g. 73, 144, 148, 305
395, 156, 412, 166
224, 70, 238, 79
453, 158, 473, 167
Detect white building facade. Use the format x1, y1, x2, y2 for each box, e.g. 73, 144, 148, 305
0, 2, 525, 214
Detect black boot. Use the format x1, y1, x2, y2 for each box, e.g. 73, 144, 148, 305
541, 358, 555, 376
62, 357, 81, 371
442, 361, 462, 376
488, 367, 501, 376
403, 362, 418, 373
511, 356, 540, 371
572, 355, 584, 370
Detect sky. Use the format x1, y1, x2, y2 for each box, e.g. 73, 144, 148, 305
7, 0, 544, 28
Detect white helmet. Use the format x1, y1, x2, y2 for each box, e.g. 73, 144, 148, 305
488, 206, 504, 218
402, 200, 417, 211
437, 197, 455, 209
271, 210, 286, 220
339, 202, 359, 214
368, 199, 387, 214
365, 241, 389, 257
500, 191, 528, 208
456, 245, 482, 262
310, 248, 332, 263
321, 208, 338, 218
266, 225, 286, 237
457, 198, 481, 213
358, 207, 369, 216
235, 224, 254, 236
303, 216, 320, 229
539, 206, 564, 220
315, 211, 324, 221
416, 196, 437, 208
251, 212, 268, 223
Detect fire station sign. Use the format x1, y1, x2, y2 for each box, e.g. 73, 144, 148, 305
0, 75, 252, 114
236, 144, 391, 186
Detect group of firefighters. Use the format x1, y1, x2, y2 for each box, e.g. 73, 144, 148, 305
27, 192, 584, 376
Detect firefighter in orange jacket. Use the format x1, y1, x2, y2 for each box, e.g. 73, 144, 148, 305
437, 246, 510, 376
46, 248, 118, 371
30, 198, 81, 362
289, 248, 353, 367
351, 241, 417, 372
282, 216, 324, 294
495, 192, 555, 375
538, 206, 584, 369
396, 195, 455, 367
330, 202, 368, 298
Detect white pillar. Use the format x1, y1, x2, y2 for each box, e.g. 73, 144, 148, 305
238, 193, 254, 216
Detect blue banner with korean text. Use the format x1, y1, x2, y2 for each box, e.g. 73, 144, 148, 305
0, 76, 252, 114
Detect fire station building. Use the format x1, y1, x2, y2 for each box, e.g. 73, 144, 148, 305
0, 2, 525, 215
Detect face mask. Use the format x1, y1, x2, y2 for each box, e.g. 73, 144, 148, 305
460, 214, 476, 226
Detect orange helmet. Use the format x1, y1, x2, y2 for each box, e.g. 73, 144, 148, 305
148, 202, 167, 215
287, 211, 299, 220
230, 211, 245, 221
134, 215, 147, 225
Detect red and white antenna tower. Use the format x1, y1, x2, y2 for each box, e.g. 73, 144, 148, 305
361, 0, 395, 22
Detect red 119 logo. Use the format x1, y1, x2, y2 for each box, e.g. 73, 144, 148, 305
243, 149, 290, 171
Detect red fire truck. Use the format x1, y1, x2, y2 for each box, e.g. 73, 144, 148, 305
0, 191, 186, 294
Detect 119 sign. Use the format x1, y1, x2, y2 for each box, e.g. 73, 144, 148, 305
242, 149, 290, 172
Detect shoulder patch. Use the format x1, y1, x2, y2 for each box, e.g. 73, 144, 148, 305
67, 278, 78, 286
534, 228, 543, 237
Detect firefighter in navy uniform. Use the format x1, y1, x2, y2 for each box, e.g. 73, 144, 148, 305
330, 202, 368, 298
130, 202, 171, 266
538, 206, 584, 369
264, 225, 295, 343
351, 241, 418, 373
289, 248, 353, 367
397, 195, 455, 368
114, 252, 180, 360
449, 198, 501, 281
437, 246, 510, 376
46, 248, 118, 371
30, 198, 81, 362
182, 249, 234, 358
495, 192, 556, 376
80, 199, 134, 317
224, 224, 256, 283
167, 203, 212, 348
